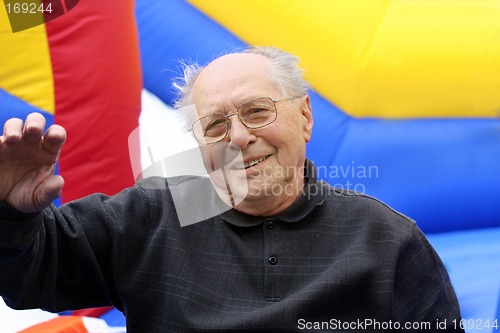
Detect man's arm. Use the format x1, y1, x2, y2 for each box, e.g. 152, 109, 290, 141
0, 185, 156, 313
393, 224, 464, 332
0, 113, 121, 311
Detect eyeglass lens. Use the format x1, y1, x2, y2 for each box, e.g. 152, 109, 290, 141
193, 97, 277, 144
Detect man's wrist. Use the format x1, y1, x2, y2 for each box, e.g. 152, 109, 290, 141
0, 201, 41, 223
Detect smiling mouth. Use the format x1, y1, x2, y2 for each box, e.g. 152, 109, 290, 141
244, 155, 271, 169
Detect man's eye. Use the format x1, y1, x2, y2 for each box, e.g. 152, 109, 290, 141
244, 108, 270, 118
247, 107, 267, 114
204, 119, 226, 136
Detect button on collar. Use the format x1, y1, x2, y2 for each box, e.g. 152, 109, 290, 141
265, 218, 276, 230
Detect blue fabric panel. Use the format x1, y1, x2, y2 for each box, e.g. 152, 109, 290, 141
0, 88, 53, 130
99, 307, 126, 327
135, 0, 245, 106
427, 227, 500, 331
307, 114, 500, 233
495, 293, 500, 332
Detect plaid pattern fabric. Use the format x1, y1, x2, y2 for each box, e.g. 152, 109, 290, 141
0, 161, 463, 332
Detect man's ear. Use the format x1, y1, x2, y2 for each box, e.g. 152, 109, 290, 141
301, 95, 314, 143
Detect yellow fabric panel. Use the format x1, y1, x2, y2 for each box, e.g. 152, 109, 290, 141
0, 5, 54, 114
188, 0, 500, 118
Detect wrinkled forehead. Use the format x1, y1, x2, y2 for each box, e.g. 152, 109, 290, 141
190, 53, 281, 115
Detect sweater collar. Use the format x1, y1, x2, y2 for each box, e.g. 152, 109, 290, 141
220, 159, 327, 227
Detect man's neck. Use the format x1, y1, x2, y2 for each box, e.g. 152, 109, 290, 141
233, 175, 305, 217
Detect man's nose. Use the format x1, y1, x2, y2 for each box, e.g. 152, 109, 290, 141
227, 115, 256, 150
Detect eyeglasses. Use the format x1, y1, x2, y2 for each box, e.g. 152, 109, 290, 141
190, 97, 299, 145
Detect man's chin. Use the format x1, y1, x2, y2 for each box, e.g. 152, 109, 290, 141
244, 180, 283, 200
209, 174, 249, 207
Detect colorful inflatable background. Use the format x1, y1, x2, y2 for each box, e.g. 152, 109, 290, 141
0, 1, 141, 204
137, 0, 500, 234
1, 0, 500, 331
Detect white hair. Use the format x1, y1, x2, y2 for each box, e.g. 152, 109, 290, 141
172, 46, 310, 109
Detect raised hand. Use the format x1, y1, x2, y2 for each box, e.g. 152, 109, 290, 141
0, 112, 66, 213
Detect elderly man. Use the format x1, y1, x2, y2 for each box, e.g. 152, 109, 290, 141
0, 47, 463, 332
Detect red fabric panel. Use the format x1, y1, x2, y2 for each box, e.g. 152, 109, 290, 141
46, 0, 142, 201
71, 306, 113, 318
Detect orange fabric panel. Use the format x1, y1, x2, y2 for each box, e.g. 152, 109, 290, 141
18, 316, 87, 333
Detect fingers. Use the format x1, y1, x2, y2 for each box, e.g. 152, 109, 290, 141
23, 112, 47, 144
1, 112, 47, 144
1, 113, 66, 156
43, 124, 67, 156
2, 117, 23, 143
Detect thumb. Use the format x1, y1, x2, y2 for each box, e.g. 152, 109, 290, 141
34, 175, 64, 211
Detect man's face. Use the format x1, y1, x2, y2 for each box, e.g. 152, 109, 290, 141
190, 53, 313, 216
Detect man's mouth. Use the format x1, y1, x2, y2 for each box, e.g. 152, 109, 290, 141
244, 155, 270, 169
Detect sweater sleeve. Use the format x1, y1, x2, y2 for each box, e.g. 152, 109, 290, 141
0, 177, 170, 313
393, 223, 464, 332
